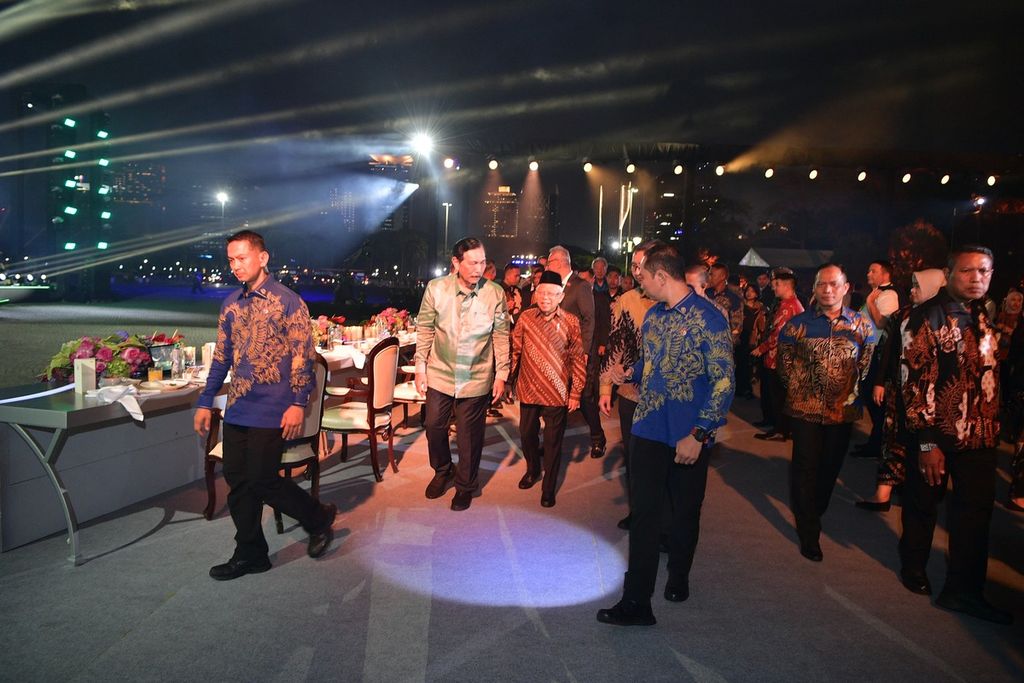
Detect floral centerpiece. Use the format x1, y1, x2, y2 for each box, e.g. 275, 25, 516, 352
370, 307, 410, 336
41, 331, 162, 384
312, 315, 346, 348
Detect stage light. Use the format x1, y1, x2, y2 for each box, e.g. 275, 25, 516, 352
902, 173, 911, 184
715, 165, 725, 176
626, 162, 636, 174
663, 192, 675, 198
100, 211, 112, 220
764, 168, 774, 179
443, 157, 455, 169
410, 133, 433, 156
64, 179, 76, 188
63, 118, 76, 128
215, 191, 229, 204
488, 159, 499, 170
987, 175, 997, 186
40, 274, 46, 280
974, 196, 986, 207
97, 185, 110, 195
632, 236, 641, 245
98, 158, 109, 166
25, 103, 33, 109
673, 164, 683, 175
96, 130, 109, 139
64, 242, 76, 250
940, 174, 950, 185
63, 206, 78, 215
64, 149, 76, 159
97, 242, 109, 250
25, 274, 34, 282
808, 169, 818, 180
857, 171, 867, 182
611, 241, 621, 250
529, 160, 539, 171
583, 162, 593, 173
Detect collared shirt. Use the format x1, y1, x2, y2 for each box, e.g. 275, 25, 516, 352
599, 287, 655, 403
901, 289, 1000, 452
631, 291, 736, 448
198, 276, 316, 428
710, 283, 744, 343
511, 307, 587, 406
753, 295, 805, 370
414, 274, 510, 398
861, 283, 900, 333
778, 306, 877, 425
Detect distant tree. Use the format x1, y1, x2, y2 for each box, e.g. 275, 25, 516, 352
887, 219, 948, 290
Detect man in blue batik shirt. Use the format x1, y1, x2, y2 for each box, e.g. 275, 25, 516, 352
597, 243, 735, 627
195, 230, 337, 581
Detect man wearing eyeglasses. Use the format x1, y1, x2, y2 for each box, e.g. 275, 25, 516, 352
898, 245, 1011, 624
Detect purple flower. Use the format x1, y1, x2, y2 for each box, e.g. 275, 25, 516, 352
114, 330, 129, 341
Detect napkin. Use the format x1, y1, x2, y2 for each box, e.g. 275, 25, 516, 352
88, 385, 145, 421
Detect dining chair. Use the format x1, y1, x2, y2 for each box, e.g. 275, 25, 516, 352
204, 354, 330, 534
393, 364, 427, 429
321, 336, 399, 482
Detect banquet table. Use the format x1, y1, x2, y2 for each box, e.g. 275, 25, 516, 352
0, 382, 201, 564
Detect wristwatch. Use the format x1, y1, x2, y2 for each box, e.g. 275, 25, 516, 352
919, 442, 937, 452
691, 427, 711, 444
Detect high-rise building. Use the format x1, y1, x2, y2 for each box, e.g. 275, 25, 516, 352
328, 186, 358, 233
368, 154, 412, 232
484, 186, 519, 238
111, 162, 166, 205
645, 172, 687, 242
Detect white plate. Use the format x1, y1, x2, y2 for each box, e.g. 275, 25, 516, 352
139, 381, 164, 391
162, 379, 189, 389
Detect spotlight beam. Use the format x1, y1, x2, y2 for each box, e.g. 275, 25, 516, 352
0, 0, 296, 91
0, 0, 206, 44
0, 2, 536, 136
0, 84, 669, 179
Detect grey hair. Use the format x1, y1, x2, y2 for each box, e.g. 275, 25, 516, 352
548, 245, 571, 262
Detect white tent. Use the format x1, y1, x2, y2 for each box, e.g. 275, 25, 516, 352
739, 248, 835, 269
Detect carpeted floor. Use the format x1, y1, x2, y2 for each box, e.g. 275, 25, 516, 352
2, 396, 1022, 682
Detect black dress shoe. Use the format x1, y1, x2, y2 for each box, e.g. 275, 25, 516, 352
209, 556, 272, 581
590, 441, 606, 458
541, 492, 556, 508
800, 541, 823, 562
450, 489, 472, 511
596, 599, 656, 626
1005, 499, 1024, 512
754, 430, 785, 441
899, 570, 932, 595
664, 582, 689, 602
855, 499, 892, 512
425, 470, 455, 499
617, 514, 631, 531
935, 591, 1014, 625
307, 503, 338, 558
518, 471, 541, 489
486, 408, 502, 418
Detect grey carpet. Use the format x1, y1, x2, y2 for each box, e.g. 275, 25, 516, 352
2, 398, 1022, 682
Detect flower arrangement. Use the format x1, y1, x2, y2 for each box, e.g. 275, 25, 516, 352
41, 330, 183, 384
370, 308, 410, 336
311, 315, 346, 347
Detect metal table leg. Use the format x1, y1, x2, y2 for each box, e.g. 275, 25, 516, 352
10, 425, 79, 564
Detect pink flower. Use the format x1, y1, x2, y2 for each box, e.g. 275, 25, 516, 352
95, 361, 107, 373
71, 347, 95, 360
95, 346, 114, 362
121, 347, 141, 363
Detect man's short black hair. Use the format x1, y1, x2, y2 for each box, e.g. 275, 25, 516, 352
947, 244, 994, 271
870, 260, 894, 277
607, 265, 622, 275
636, 238, 666, 254
643, 243, 684, 280
816, 262, 848, 282
710, 262, 729, 276
227, 230, 266, 252
452, 237, 483, 260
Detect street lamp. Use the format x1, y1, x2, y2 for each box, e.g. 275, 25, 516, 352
441, 202, 453, 255
215, 191, 229, 230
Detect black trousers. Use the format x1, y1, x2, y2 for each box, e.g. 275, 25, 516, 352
766, 369, 790, 436
758, 359, 772, 424
735, 342, 753, 395
424, 388, 490, 493
617, 396, 639, 507
789, 418, 853, 545
624, 435, 709, 602
577, 350, 606, 445
222, 423, 326, 561
899, 447, 996, 595
519, 403, 568, 496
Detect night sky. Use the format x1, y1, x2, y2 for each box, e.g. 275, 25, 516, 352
1, 0, 1022, 266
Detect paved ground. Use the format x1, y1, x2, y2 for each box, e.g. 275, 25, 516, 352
1, 390, 1021, 682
